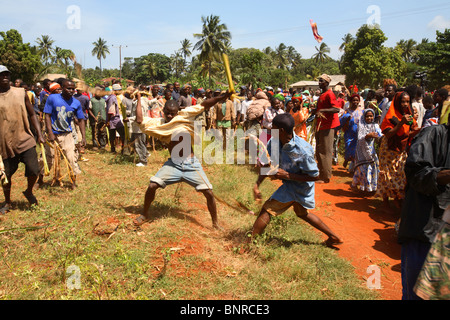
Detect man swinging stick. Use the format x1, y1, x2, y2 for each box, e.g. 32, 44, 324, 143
133, 90, 233, 228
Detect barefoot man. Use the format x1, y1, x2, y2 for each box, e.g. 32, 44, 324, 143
133, 90, 233, 229
251, 113, 343, 247
0, 65, 45, 214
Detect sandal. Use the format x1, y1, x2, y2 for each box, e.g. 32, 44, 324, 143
133, 214, 151, 227
23, 191, 38, 206
0, 203, 11, 215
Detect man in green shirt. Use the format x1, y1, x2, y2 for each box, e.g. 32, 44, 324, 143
89, 87, 107, 150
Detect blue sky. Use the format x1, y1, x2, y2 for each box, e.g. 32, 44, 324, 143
1, 0, 449, 70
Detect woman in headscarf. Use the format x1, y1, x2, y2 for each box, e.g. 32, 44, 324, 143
339, 93, 364, 172
351, 109, 383, 195
377, 91, 416, 213
289, 94, 309, 141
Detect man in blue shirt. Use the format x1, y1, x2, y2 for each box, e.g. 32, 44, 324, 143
40, 80, 86, 189
251, 114, 343, 247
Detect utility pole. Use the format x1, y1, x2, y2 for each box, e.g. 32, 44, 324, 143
113, 44, 127, 83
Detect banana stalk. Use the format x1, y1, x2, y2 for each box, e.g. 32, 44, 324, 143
222, 53, 238, 101
93, 112, 101, 148
119, 100, 130, 142
40, 143, 50, 176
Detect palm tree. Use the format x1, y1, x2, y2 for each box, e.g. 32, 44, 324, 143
57, 49, 76, 70
36, 35, 55, 66
171, 51, 183, 78
286, 46, 301, 70
396, 39, 417, 63
91, 37, 110, 74
312, 42, 331, 64
52, 46, 62, 64
180, 39, 192, 61
193, 15, 232, 88
339, 33, 354, 52
274, 43, 288, 70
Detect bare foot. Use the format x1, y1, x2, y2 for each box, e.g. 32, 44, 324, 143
324, 237, 344, 248
213, 223, 224, 231
133, 214, 151, 227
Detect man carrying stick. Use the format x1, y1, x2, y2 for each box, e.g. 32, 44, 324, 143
251, 113, 343, 248
133, 90, 233, 228
42, 79, 87, 190
0, 65, 45, 214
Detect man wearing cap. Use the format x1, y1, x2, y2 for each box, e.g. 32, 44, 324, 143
0, 65, 45, 213
106, 84, 126, 153
313, 74, 341, 183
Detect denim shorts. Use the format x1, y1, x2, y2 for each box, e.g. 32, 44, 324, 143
150, 157, 213, 191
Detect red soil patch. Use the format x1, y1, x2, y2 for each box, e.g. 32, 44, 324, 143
313, 165, 402, 300
149, 238, 222, 279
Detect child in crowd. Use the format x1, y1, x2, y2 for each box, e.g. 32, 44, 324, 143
351, 109, 383, 195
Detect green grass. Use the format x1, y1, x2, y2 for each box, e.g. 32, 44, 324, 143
0, 133, 379, 300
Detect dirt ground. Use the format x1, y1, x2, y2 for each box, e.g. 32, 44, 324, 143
313, 165, 402, 300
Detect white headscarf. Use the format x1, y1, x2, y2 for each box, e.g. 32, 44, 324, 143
355, 109, 382, 168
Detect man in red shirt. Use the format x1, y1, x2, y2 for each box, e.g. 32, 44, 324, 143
313, 74, 341, 183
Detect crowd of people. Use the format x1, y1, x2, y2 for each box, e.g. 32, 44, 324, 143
1, 63, 449, 300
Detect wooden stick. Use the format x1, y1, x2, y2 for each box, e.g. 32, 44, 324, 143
40, 143, 50, 176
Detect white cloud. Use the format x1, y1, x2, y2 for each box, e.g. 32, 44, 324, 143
427, 15, 450, 31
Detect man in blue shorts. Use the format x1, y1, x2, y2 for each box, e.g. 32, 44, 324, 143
133, 90, 232, 229
251, 113, 343, 247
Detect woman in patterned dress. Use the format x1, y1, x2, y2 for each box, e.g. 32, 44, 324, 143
377, 91, 416, 213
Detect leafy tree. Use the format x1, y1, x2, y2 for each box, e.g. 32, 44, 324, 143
0, 29, 42, 83
415, 29, 450, 89
134, 53, 171, 84
121, 57, 135, 80
91, 37, 110, 74
228, 48, 267, 88
193, 15, 232, 88
341, 24, 407, 88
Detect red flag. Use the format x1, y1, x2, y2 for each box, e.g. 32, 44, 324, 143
310, 20, 323, 43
